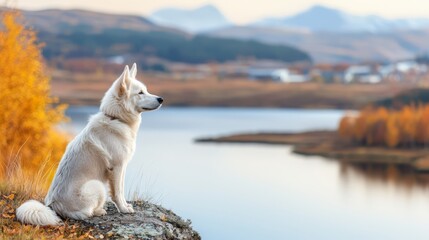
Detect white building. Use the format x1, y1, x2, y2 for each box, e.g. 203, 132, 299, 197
248, 68, 306, 83
344, 65, 381, 84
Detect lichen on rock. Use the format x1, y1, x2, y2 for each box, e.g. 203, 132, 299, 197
72, 201, 200, 240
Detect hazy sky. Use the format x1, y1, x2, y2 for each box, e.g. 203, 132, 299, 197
12, 0, 429, 24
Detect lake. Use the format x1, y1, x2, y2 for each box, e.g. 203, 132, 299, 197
65, 107, 429, 240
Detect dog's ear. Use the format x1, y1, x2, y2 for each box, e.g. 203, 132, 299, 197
130, 63, 137, 79
116, 65, 132, 97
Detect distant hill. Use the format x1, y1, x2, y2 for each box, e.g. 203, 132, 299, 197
149, 4, 231, 33
39, 29, 311, 63
201, 4, 429, 63
22, 9, 180, 34
252, 5, 429, 33
14, 9, 310, 64
15, 6, 429, 64
207, 26, 429, 63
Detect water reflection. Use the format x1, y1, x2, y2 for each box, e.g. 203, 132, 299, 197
340, 161, 429, 193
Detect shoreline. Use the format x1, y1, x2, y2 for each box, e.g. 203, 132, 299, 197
196, 131, 429, 172
51, 70, 410, 110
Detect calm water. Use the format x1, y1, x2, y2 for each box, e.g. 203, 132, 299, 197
65, 107, 429, 240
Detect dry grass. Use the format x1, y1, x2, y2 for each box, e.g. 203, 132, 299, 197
0, 150, 93, 239
0, 163, 96, 239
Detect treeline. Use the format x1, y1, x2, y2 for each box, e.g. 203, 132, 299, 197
338, 105, 429, 148
38, 29, 311, 63
375, 89, 429, 109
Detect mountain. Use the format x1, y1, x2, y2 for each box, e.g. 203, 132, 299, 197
253, 5, 429, 33
207, 26, 429, 63
11, 8, 310, 63
149, 4, 231, 33
21, 9, 181, 34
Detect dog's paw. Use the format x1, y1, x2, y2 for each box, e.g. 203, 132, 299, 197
94, 208, 107, 216
119, 205, 134, 214
126, 205, 135, 213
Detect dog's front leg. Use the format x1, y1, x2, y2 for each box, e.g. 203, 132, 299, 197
119, 165, 133, 208
108, 166, 134, 213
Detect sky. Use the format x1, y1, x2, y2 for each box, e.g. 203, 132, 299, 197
11, 0, 429, 24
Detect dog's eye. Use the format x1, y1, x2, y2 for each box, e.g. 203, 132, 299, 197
138, 90, 144, 95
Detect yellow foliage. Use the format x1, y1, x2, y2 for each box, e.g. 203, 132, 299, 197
385, 115, 399, 148
338, 115, 355, 138
0, 10, 68, 189
338, 105, 429, 148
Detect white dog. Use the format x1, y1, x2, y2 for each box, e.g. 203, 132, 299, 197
16, 63, 163, 225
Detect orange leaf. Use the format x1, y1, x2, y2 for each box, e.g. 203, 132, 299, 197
3, 194, 14, 200
2, 213, 15, 219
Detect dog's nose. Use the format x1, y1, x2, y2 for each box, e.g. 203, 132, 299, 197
157, 97, 164, 104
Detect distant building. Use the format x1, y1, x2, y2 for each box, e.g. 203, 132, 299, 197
248, 68, 307, 83
344, 65, 381, 83
107, 55, 126, 64
308, 63, 349, 83
379, 60, 428, 81
396, 61, 426, 73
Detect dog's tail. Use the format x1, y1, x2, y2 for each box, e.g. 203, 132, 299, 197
16, 200, 62, 226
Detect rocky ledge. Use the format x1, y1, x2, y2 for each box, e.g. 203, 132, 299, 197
71, 201, 200, 240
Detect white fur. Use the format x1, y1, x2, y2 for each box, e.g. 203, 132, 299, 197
16, 200, 61, 225
16, 63, 162, 226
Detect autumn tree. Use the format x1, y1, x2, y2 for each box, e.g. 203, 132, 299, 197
385, 115, 399, 148
416, 105, 429, 146
397, 106, 417, 146
0, 10, 68, 187
338, 115, 355, 139
337, 105, 429, 148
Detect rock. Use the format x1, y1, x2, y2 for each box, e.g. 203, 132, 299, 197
70, 201, 200, 240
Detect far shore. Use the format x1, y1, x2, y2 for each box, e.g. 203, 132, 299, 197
51, 69, 413, 109
196, 131, 429, 172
